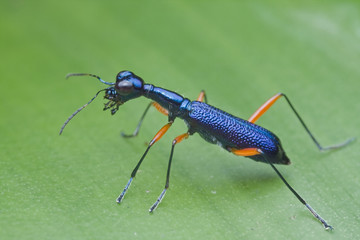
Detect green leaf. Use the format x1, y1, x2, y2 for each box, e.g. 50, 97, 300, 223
1, 1, 359, 239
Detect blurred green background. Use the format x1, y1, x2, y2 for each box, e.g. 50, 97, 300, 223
1, 0, 359, 239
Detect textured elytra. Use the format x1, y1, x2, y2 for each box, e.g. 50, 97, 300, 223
184, 101, 289, 164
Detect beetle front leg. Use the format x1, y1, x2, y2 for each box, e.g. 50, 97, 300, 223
116, 121, 173, 203
149, 132, 190, 212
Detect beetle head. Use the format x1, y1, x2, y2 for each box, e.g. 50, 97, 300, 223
103, 71, 145, 115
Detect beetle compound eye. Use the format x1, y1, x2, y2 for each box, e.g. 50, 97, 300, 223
116, 80, 134, 95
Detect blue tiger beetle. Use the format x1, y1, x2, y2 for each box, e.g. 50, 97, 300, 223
60, 70, 354, 230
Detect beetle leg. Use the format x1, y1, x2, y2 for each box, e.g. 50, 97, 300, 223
117, 122, 173, 203
152, 102, 169, 116
149, 132, 190, 212
230, 146, 333, 230
229, 147, 261, 156
122, 101, 169, 137
259, 149, 333, 230
196, 90, 208, 103
248, 93, 354, 151
248, 93, 283, 123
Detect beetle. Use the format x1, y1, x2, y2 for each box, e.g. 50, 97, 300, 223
60, 71, 354, 229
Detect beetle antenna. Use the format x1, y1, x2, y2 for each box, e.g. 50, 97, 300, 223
66, 73, 114, 85
59, 89, 106, 135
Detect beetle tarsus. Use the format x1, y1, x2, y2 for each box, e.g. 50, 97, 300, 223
116, 177, 133, 203
319, 137, 356, 152
305, 203, 333, 230
149, 189, 167, 213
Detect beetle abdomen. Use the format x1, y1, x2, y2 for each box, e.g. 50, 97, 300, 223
185, 101, 290, 164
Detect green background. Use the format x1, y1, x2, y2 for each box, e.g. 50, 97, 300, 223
1, 0, 359, 239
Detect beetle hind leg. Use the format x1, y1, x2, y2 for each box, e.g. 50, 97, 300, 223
248, 93, 355, 151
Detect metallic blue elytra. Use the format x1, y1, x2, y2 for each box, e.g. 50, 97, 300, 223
184, 101, 290, 164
